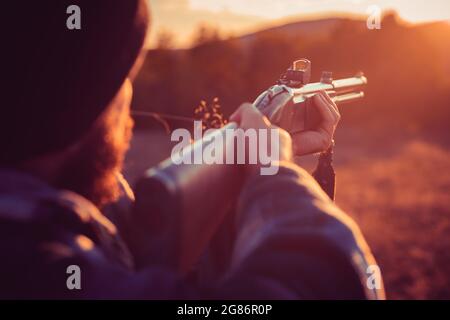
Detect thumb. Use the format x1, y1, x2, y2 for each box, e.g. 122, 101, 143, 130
231, 103, 271, 129
230, 103, 254, 124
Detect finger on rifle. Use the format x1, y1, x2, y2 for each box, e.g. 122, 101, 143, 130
313, 93, 336, 127
319, 91, 340, 120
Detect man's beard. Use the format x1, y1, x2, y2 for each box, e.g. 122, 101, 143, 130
56, 115, 134, 208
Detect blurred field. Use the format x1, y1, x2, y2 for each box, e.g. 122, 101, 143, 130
124, 129, 450, 300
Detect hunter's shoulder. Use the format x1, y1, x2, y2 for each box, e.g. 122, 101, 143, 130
0, 168, 117, 235
0, 191, 90, 260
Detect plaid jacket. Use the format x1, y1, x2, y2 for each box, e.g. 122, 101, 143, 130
0, 163, 384, 299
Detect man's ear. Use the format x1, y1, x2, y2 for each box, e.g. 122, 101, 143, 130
108, 78, 133, 114
122, 78, 133, 108
104, 79, 133, 132
129, 50, 147, 82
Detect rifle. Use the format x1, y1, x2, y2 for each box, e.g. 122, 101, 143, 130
133, 59, 367, 274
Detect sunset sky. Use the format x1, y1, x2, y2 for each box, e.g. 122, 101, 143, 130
147, 0, 450, 48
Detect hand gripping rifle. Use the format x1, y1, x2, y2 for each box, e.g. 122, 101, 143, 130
133, 59, 367, 274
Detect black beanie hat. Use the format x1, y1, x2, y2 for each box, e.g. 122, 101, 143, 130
2, 1, 149, 165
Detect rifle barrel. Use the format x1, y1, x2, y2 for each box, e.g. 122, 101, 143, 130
292, 75, 367, 96
332, 91, 365, 104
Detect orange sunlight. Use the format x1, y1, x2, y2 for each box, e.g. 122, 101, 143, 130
148, 0, 450, 48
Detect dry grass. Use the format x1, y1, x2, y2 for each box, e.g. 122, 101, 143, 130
124, 130, 450, 299
335, 140, 450, 299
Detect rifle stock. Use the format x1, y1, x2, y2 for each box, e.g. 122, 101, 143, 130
134, 123, 243, 273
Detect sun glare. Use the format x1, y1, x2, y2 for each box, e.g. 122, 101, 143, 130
148, 0, 450, 48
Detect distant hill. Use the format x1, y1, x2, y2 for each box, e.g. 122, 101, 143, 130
237, 17, 346, 47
